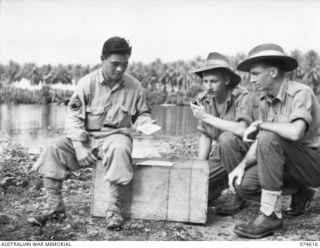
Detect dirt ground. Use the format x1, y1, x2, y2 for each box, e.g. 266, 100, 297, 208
1, 136, 320, 241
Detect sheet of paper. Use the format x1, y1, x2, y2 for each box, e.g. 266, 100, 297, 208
137, 160, 174, 167
136, 122, 162, 135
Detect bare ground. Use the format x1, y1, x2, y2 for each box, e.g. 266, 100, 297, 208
1, 136, 320, 241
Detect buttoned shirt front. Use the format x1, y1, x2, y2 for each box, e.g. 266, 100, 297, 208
259, 78, 320, 148
65, 68, 151, 141
197, 86, 254, 140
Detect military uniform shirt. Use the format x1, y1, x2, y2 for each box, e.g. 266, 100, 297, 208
259, 78, 320, 148
197, 86, 254, 140
65, 68, 151, 141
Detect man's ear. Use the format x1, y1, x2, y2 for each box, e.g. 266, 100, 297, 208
225, 75, 231, 86
100, 55, 105, 61
270, 67, 279, 78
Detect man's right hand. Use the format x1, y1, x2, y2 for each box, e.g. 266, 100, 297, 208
228, 163, 245, 192
243, 121, 261, 142
72, 141, 96, 168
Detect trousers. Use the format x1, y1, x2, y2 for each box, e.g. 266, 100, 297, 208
33, 134, 133, 185
235, 131, 320, 201
208, 131, 250, 202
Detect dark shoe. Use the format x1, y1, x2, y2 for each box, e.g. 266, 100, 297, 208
208, 182, 227, 206
284, 187, 315, 217
234, 212, 283, 239
27, 209, 66, 227
215, 195, 250, 216
106, 209, 124, 231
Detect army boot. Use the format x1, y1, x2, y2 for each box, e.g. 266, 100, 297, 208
105, 182, 126, 231
27, 178, 66, 227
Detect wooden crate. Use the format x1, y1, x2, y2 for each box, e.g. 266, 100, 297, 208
91, 159, 209, 224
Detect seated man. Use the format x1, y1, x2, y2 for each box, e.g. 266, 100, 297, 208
190, 52, 254, 214
230, 43, 320, 239
27, 37, 155, 230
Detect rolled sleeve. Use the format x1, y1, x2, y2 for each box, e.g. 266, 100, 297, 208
289, 89, 313, 126
132, 88, 152, 125
234, 92, 254, 125
64, 84, 89, 141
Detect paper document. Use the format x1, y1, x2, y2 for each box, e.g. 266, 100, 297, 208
136, 122, 162, 135
137, 160, 174, 167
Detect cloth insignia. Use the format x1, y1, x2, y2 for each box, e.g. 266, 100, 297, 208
69, 95, 82, 111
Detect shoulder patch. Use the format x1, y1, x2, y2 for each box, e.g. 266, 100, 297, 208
69, 95, 82, 111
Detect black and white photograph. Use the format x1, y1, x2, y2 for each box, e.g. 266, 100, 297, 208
1, 0, 320, 245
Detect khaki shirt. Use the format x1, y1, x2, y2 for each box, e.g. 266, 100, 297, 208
65, 68, 151, 141
259, 78, 320, 148
197, 86, 254, 140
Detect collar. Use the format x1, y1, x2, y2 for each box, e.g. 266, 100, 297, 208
259, 78, 289, 103
99, 68, 125, 89
205, 89, 234, 106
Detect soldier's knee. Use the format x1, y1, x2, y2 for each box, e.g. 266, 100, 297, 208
218, 131, 237, 147
257, 131, 281, 149
106, 135, 132, 154
47, 137, 69, 153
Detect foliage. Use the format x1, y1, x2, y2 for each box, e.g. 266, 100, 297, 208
1, 49, 320, 104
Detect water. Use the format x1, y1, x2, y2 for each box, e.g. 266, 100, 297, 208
0, 104, 198, 147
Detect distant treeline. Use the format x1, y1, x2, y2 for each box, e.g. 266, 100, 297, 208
1, 49, 320, 104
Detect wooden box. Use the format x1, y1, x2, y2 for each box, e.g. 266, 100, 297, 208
91, 159, 209, 224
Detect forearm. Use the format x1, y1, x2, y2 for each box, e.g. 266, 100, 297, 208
241, 141, 257, 170
134, 112, 154, 127
259, 120, 306, 141
198, 134, 212, 160
202, 115, 247, 137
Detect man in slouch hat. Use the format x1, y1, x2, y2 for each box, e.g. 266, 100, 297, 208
230, 43, 320, 238
190, 52, 255, 214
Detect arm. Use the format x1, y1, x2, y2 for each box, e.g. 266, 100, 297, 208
228, 141, 257, 191
245, 88, 311, 142
190, 103, 247, 137
190, 91, 253, 137
258, 120, 306, 141
133, 87, 156, 128
64, 82, 95, 167
198, 133, 212, 160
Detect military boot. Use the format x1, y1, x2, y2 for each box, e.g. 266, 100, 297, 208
105, 182, 126, 231
27, 178, 66, 227
215, 194, 250, 216
284, 187, 315, 216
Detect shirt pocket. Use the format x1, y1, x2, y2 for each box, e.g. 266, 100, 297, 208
85, 106, 106, 131
118, 105, 133, 128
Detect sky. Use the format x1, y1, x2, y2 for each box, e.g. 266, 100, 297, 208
1, 0, 320, 65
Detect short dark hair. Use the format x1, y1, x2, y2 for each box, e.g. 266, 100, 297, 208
260, 58, 285, 72
101, 37, 132, 59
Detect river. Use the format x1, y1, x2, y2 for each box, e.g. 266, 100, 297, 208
0, 104, 198, 148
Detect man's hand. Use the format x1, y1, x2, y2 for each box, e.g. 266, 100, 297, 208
243, 120, 261, 142
73, 141, 97, 168
228, 163, 245, 192
190, 102, 208, 121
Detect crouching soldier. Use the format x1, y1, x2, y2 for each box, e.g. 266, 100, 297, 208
230, 43, 320, 238
27, 37, 155, 230
190, 52, 255, 214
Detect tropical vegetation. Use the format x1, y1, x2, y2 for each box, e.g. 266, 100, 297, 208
1, 49, 320, 105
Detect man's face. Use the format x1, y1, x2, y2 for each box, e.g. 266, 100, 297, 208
249, 63, 274, 92
202, 70, 229, 97
101, 54, 130, 81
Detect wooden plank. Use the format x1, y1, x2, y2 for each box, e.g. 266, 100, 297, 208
91, 159, 209, 224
